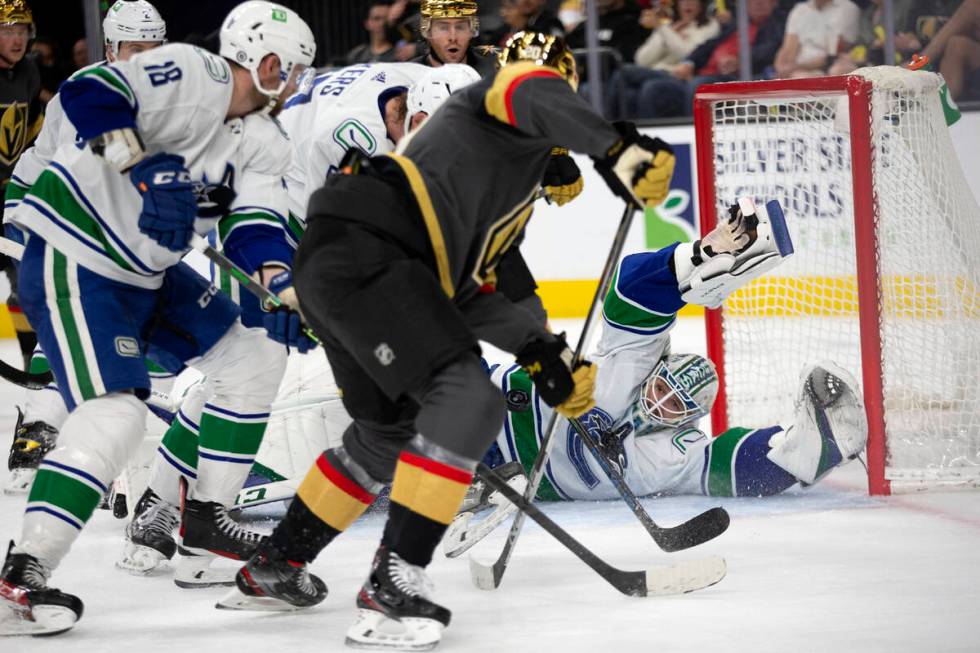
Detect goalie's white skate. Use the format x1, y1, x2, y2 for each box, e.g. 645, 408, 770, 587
173, 547, 238, 588
3, 468, 36, 495
767, 361, 868, 485
443, 462, 527, 558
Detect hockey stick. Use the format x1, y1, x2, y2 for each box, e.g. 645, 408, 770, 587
188, 234, 321, 345
567, 417, 729, 552
470, 463, 727, 597
471, 201, 638, 590
0, 237, 57, 390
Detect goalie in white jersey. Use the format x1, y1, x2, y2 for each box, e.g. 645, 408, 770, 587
0, 1, 316, 637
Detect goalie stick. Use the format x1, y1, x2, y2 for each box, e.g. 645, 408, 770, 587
473, 202, 637, 589
567, 417, 730, 552
469, 463, 727, 597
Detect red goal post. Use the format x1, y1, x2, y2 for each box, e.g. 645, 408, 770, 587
693, 70, 980, 496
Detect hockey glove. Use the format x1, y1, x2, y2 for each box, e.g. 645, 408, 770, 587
593, 121, 675, 208
261, 270, 316, 354
542, 147, 584, 206
130, 153, 198, 252
515, 334, 597, 419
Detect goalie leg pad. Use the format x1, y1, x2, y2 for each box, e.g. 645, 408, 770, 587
675, 199, 794, 308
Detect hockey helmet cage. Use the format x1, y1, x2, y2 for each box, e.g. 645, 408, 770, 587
405, 63, 480, 131
626, 354, 719, 433
420, 0, 480, 38
0, 0, 34, 39
103, 1, 167, 57
497, 31, 577, 90
219, 1, 316, 103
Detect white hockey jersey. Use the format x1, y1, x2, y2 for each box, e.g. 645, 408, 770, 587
276, 62, 428, 242
12, 44, 288, 289
489, 247, 712, 500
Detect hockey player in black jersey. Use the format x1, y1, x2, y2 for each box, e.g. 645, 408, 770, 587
221, 31, 677, 650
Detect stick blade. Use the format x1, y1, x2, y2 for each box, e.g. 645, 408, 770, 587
468, 554, 504, 591
655, 506, 730, 553
642, 555, 727, 597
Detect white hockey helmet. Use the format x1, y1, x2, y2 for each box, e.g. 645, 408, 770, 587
405, 63, 480, 132
103, 1, 167, 57
625, 354, 719, 434
219, 1, 316, 103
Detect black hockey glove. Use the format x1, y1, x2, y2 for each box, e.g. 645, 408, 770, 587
542, 147, 583, 206
593, 121, 675, 208
515, 333, 596, 418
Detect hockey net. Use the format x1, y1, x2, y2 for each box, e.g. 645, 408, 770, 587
693, 67, 980, 494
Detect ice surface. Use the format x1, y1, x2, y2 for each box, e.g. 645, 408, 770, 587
1, 324, 978, 653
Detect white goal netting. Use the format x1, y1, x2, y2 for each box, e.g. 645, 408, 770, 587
702, 67, 980, 491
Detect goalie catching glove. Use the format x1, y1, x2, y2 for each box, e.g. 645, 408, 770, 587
673, 197, 795, 308
261, 269, 317, 354
515, 333, 596, 418
542, 147, 583, 206
593, 121, 675, 207
130, 152, 198, 252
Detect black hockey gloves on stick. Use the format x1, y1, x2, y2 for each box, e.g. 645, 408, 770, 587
541, 147, 583, 206
594, 122, 675, 208
515, 333, 596, 418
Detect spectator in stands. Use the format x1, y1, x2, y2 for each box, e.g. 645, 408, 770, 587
566, 0, 650, 64
628, 0, 785, 119
522, 0, 566, 37
922, 0, 980, 100
558, 0, 584, 32
608, 0, 719, 117
482, 0, 528, 47
29, 36, 68, 104
348, 1, 399, 64
412, 0, 496, 76
387, 0, 423, 61
773, 0, 860, 79
71, 37, 88, 69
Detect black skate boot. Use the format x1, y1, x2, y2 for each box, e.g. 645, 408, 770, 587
0, 541, 83, 636
346, 546, 450, 651
180, 485, 267, 561
215, 543, 327, 611
5, 408, 59, 495
116, 488, 179, 575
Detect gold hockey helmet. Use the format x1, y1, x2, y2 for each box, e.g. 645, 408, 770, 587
420, 0, 480, 38
0, 0, 34, 38
498, 31, 577, 89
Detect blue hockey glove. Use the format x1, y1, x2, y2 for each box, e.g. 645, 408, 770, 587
130, 153, 198, 252
262, 269, 316, 353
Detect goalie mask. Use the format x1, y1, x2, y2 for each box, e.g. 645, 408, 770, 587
497, 30, 578, 90
626, 354, 719, 434
103, 0, 167, 59
420, 0, 480, 37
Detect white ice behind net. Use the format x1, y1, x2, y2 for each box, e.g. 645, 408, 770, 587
709, 67, 980, 488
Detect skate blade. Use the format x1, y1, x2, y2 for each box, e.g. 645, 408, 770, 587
345, 609, 443, 651
443, 474, 526, 559
0, 601, 78, 637
215, 587, 308, 612
173, 554, 236, 589
3, 468, 36, 495
116, 544, 171, 576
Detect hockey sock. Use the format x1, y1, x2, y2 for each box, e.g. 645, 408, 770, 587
18, 393, 146, 569
149, 409, 200, 506
270, 450, 376, 562
703, 426, 797, 497
383, 450, 473, 567
192, 402, 269, 503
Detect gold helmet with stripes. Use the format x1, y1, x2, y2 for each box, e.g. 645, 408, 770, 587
420, 0, 480, 37
0, 0, 35, 38
497, 30, 577, 90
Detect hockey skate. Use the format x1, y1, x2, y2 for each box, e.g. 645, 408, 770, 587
0, 541, 83, 637
4, 408, 58, 495
117, 488, 179, 575
215, 543, 327, 611
443, 461, 527, 558
767, 361, 869, 486
346, 546, 450, 651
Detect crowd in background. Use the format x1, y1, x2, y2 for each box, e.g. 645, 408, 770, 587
343, 0, 979, 119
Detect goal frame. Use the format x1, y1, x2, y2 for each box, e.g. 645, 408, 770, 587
693, 75, 890, 495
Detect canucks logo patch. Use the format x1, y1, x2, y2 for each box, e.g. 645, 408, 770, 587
332, 118, 377, 156
566, 407, 632, 488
